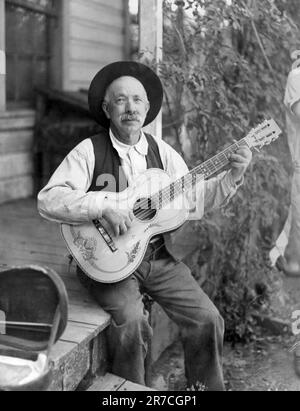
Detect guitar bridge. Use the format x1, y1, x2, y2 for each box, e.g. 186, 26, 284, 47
93, 220, 118, 252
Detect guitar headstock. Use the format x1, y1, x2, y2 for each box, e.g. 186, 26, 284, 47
244, 119, 282, 150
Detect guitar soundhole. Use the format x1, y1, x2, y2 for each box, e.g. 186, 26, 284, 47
133, 198, 157, 221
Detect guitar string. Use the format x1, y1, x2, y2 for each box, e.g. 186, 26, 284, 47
97, 124, 273, 249
132, 125, 276, 254
132, 141, 243, 221
135, 120, 276, 217
132, 140, 245, 221
100, 122, 271, 224
96, 123, 274, 248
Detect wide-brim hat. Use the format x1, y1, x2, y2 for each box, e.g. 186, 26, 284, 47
88, 61, 163, 129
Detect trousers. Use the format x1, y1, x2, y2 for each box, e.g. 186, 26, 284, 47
78, 241, 225, 391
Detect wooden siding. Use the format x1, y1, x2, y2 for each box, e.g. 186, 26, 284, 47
63, 0, 126, 91
0, 110, 35, 204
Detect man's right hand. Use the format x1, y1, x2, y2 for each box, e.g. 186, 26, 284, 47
102, 199, 134, 237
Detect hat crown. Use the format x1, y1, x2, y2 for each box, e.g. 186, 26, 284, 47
88, 61, 163, 129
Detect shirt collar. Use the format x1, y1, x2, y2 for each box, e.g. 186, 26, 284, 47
109, 129, 148, 158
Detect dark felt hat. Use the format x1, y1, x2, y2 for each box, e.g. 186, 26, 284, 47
88, 61, 163, 129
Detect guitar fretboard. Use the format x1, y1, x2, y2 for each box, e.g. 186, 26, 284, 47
152, 138, 249, 208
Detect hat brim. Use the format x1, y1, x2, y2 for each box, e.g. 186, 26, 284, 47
88, 61, 163, 129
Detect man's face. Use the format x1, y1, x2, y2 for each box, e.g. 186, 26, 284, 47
102, 76, 150, 138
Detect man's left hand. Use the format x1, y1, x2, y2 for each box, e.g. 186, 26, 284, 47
229, 147, 252, 183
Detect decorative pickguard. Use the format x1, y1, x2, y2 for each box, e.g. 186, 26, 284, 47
71, 228, 98, 262
68, 226, 143, 275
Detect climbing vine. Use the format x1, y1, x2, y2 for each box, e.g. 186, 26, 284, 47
159, 0, 299, 342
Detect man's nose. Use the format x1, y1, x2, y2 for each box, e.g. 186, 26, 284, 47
125, 98, 135, 112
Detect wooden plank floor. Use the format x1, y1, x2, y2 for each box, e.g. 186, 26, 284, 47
87, 373, 156, 391
0, 198, 111, 389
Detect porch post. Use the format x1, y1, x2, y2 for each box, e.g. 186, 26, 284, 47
139, 0, 163, 139
61, 0, 71, 91
0, 0, 6, 111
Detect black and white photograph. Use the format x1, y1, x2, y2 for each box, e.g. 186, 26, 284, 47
0, 0, 300, 394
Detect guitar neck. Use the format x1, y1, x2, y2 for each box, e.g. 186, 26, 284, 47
191, 137, 249, 180
154, 137, 250, 208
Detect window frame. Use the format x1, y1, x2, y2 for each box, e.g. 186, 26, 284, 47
6, 0, 58, 18
4, 0, 61, 108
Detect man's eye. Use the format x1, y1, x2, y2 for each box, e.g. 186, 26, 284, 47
116, 98, 125, 103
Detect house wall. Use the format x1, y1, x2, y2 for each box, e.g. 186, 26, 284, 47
62, 0, 128, 91
0, 0, 128, 204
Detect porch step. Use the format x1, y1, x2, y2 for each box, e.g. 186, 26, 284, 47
87, 372, 156, 391
0, 110, 36, 204
0, 152, 34, 179
0, 109, 35, 131
0, 175, 34, 204
0, 129, 34, 155
48, 304, 111, 391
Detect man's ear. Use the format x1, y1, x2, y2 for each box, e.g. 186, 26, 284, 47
146, 100, 150, 114
102, 101, 111, 119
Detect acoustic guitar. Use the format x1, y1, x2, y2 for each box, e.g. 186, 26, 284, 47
61, 119, 281, 283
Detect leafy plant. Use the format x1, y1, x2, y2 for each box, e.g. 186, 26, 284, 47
158, 0, 299, 342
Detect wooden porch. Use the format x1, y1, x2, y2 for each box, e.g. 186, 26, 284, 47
0, 198, 117, 390
0, 198, 165, 391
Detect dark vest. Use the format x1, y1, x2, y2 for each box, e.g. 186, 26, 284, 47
89, 130, 164, 192
88, 129, 200, 262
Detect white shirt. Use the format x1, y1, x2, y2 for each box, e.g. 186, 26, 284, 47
109, 129, 149, 185
284, 67, 300, 168
38, 130, 240, 224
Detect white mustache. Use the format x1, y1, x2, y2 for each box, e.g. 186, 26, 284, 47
121, 114, 140, 121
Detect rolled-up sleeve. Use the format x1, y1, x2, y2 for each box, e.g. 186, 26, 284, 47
37, 139, 107, 224
204, 170, 243, 213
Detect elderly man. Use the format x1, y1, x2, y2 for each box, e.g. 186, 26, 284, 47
38, 61, 252, 391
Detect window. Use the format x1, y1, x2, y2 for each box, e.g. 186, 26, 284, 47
5, 0, 58, 107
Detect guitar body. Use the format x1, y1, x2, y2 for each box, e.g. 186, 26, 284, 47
61, 169, 189, 283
